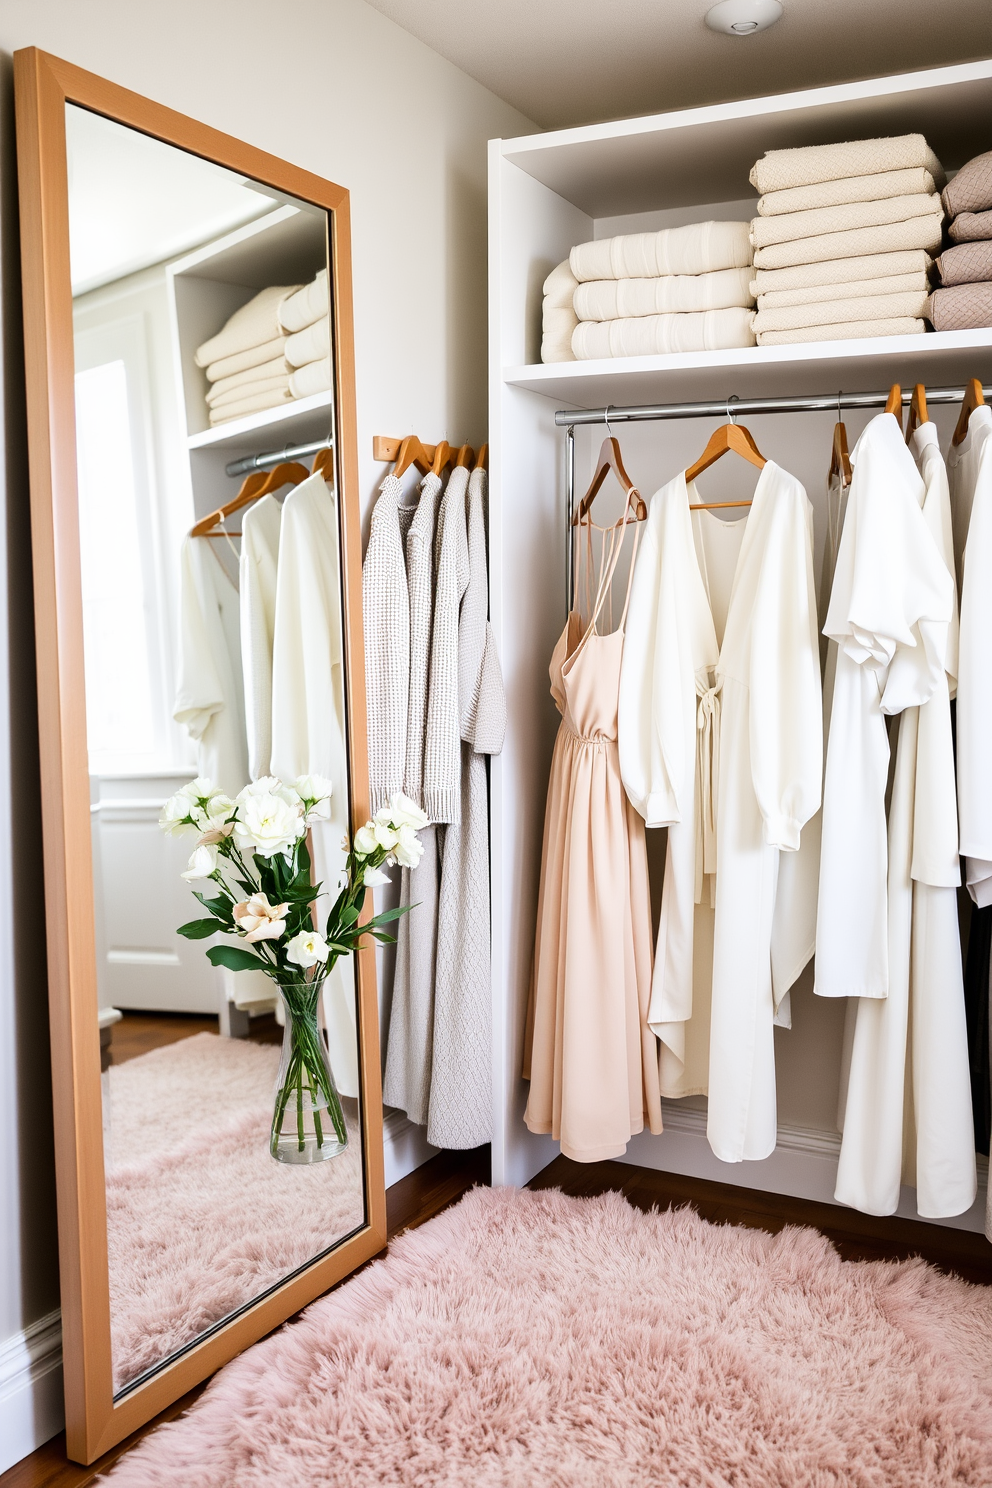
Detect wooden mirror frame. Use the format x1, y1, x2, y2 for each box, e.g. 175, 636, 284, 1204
14, 48, 385, 1465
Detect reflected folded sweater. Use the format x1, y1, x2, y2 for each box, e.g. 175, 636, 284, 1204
288, 356, 332, 398
206, 336, 288, 383
572, 307, 754, 359
750, 194, 942, 249
752, 290, 929, 334
195, 285, 300, 368
206, 355, 291, 405
756, 167, 937, 216
750, 134, 944, 194
285, 316, 330, 368
573, 266, 753, 319
570, 221, 751, 281
753, 215, 943, 270
279, 269, 329, 334
208, 385, 294, 425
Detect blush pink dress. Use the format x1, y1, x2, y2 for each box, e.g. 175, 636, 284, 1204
524, 499, 663, 1161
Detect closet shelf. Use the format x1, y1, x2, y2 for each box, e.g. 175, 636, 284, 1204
504, 329, 992, 409
186, 390, 334, 453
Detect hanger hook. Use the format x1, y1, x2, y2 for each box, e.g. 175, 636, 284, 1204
837, 389, 843, 421
726, 395, 739, 426
604, 404, 615, 441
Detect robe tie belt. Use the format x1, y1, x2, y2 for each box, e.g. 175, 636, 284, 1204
695, 680, 722, 898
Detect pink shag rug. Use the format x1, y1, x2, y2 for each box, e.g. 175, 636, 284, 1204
103, 1185, 992, 1486
107, 1034, 363, 1391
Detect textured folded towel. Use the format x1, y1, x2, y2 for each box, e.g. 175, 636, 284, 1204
753, 214, 943, 270
750, 134, 944, 195
195, 285, 300, 369
206, 336, 288, 383
926, 283, 992, 332
752, 290, 930, 333
285, 316, 330, 369
570, 221, 751, 282
750, 193, 941, 250
289, 356, 332, 399
208, 386, 294, 425
948, 209, 992, 244
936, 240, 992, 287
208, 373, 292, 411
573, 267, 753, 320
756, 270, 930, 310
278, 269, 328, 334
755, 317, 926, 345
206, 356, 291, 404
756, 167, 936, 217
942, 151, 992, 218
572, 307, 754, 359
750, 249, 934, 294
543, 305, 579, 338
541, 334, 576, 364
543, 260, 579, 309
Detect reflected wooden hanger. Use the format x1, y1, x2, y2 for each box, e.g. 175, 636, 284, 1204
190, 460, 310, 538
829, 392, 853, 485
685, 399, 766, 509
574, 418, 647, 525
311, 446, 334, 480
905, 383, 928, 442
953, 377, 985, 446
885, 383, 903, 431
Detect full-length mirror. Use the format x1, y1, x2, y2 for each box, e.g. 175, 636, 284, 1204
16, 50, 384, 1464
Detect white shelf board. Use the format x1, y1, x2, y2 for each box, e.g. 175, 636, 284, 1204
186, 391, 334, 454
504, 329, 992, 409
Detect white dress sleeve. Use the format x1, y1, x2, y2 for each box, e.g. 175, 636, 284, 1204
173, 535, 227, 743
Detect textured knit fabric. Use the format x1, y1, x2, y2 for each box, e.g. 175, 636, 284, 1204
363, 475, 411, 815
572, 308, 754, 359
195, 285, 300, 368
570, 221, 751, 281
285, 316, 330, 369
949, 209, 992, 244
750, 193, 942, 250
756, 318, 925, 345
403, 474, 443, 811
278, 269, 329, 334
756, 167, 936, 216
573, 267, 753, 320
756, 270, 930, 310
752, 214, 943, 270
382, 827, 439, 1125
937, 240, 992, 287
423, 467, 471, 824
750, 249, 934, 294
926, 283, 992, 332
752, 290, 929, 334
750, 135, 944, 195
942, 150, 992, 218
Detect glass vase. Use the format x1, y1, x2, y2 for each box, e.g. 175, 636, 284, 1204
270, 979, 348, 1164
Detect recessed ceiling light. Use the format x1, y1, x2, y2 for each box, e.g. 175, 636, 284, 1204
705, 0, 783, 36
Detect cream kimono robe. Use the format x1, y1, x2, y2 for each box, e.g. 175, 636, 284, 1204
817, 414, 975, 1218
619, 461, 822, 1163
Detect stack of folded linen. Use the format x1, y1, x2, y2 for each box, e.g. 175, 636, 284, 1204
541, 221, 754, 362
748, 134, 945, 345
196, 284, 300, 426
928, 151, 992, 332
278, 269, 333, 398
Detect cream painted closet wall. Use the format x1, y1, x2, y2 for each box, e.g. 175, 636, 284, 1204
0, 1, 532, 1468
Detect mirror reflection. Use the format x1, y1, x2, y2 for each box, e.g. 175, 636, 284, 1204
67, 103, 366, 1396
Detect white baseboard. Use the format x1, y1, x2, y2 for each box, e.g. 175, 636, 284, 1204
618, 1103, 990, 1235
0, 1309, 63, 1473
382, 1109, 438, 1189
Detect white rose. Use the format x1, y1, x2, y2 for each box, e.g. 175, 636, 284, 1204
192, 791, 234, 835
237, 777, 302, 810
373, 819, 399, 851
363, 864, 391, 887
286, 929, 330, 968
381, 792, 429, 832
353, 823, 378, 857
160, 792, 197, 836
393, 823, 424, 869
180, 843, 218, 881
234, 790, 306, 859
293, 774, 333, 805
180, 776, 215, 803
232, 892, 288, 943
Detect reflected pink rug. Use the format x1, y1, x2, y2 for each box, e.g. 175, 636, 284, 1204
104, 1185, 992, 1486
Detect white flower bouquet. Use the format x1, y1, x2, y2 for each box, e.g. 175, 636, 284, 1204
160, 776, 426, 1163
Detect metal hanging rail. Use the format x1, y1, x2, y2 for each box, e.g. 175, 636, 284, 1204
224, 437, 332, 478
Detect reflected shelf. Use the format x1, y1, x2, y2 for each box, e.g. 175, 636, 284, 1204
186, 390, 334, 453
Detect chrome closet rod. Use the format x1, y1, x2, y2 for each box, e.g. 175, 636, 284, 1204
224, 438, 332, 477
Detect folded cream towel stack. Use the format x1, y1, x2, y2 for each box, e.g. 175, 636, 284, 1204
278, 269, 333, 400
541, 221, 755, 363
929, 152, 992, 332
747, 135, 945, 345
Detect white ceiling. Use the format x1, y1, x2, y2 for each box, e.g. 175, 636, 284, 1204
365, 0, 992, 132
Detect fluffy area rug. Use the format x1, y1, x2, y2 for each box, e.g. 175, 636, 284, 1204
107, 1034, 363, 1392
103, 1184, 992, 1486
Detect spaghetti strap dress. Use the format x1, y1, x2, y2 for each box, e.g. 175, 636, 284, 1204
523, 497, 663, 1162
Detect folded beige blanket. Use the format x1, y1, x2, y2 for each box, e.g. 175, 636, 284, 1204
926, 283, 992, 332
573, 267, 753, 320
753, 214, 943, 270
750, 135, 944, 195
750, 193, 941, 250
208, 373, 291, 411
572, 307, 754, 359
195, 285, 301, 369
936, 240, 992, 287
756, 317, 926, 346
756, 167, 936, 217
206, 336, 288, 383
752, 290, 929, 333
543, 260, 579, 308
544, 305, 579, 337
570, 221, 751, 281
942, 151, 992, 218
756, 270, 930, 310
289, 356, 332, 399
206, 356, 291, 404
750, 249, 934, 294
949, 209, 992, 244
285, 316, 330, 369
208, 386, 294, 425
541, 334, 576, 363
279, 270, 328, 334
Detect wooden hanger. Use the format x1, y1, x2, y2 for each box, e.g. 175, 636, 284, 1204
885, 383, 902, 431
905, 383, 928, 442
392, 435, 434, 479
455, 443, 475, 468
431, 440, 454, 477
574, 434, 647, 525
829, 421, 853, 485
474, 443, 488, 471
190, 461, 309, 538
953, 377, 985, 446
311, 446, 334, 480
685, 415, 766, 509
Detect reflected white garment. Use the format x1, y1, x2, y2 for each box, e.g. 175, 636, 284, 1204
173, 536, 249, 797
269, 473, 357, 1099
618, 462, 822, 1163
830, 421, 975, 1218
239, 495, 281, 780
949, 404, 992, 904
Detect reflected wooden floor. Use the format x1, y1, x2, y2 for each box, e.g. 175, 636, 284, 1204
109, 1010, 281, 1065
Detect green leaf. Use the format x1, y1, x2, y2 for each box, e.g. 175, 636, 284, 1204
339, 905, 360, 927
194, 893, 233, 919
371, 931, 397, 945
206, 944, 269, 973
369, 904, 414, 924
177, 918, 222, 939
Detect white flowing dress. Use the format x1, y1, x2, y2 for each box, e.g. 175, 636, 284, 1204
239, 494, 282, 781
174, 536, 249, 797
619, 461, 822, 1163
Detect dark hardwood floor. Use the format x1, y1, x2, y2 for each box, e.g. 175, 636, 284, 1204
108, 1010, 281, 1065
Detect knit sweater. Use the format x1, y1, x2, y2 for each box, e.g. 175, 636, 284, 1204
423, 466, 471, 823
460, 468, 506, 755
403, 474, 443, 810
363, 475, 411, 816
